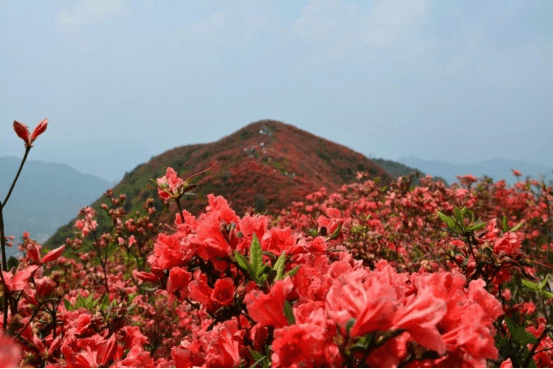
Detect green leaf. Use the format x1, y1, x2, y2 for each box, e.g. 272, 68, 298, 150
249, 350, 267, 368
327, 223, 343, 240
262, 251, 277, 260
513, 327, 538, 345
522, 279, 540, 291
285, 265, 301, 278
437, 212, 449, 224
467, 209, 475, 222
100, 294, 110, 311
467, 222, 486, 232
437, 212, 456, 230
250, 350, 263, 362
273, 252, 286, 281
505, 317, 516, 335
506, 316, 538, 345
454, 207, 463, 222
127, 293, 137, 304
510, 221, 524, 232
542, 291, 553, 299
307, 228, 318, 237
283, 301, 295, 325
345, 318, 356, 335
539, 276, 549, 290
234, 251, 256, 282
351, 333, 373, 350
502, 215, 508, 232
64, 299, 72, 311
250, 234, 263, 278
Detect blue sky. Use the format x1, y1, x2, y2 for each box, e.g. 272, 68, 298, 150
1, 0, 552, 182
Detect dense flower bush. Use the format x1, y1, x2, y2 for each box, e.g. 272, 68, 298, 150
1, 120, 553, 367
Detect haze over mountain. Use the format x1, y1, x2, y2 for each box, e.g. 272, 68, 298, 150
0, 156, 114, 258
398, 157, 552, 185
2, 2, 552, 183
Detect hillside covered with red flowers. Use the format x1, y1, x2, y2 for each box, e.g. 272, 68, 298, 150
3, 118, 553, 367
46, 120, 393, 248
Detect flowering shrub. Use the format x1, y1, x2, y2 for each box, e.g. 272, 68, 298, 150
1, 119, 553, 367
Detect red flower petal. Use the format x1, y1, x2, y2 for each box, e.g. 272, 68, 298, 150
30, 118, 48, 143
13, 120, 30, 146
41, 245, 65, 263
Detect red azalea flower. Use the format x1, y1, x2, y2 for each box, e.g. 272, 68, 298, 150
244, 278, 293, 328
211, 277, 236, 306
167, 267, 192, 298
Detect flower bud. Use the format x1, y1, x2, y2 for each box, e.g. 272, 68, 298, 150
36, 277, 56, 300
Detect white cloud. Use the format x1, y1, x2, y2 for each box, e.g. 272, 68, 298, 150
58, 0, 125, 28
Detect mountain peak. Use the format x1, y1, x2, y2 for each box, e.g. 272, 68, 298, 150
46, 120, 393, 247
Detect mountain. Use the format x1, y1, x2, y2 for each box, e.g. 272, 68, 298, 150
45, 120, 394, 248
372, 158, 448, 185
0, 157, 115, 258
398, 157, 552, 185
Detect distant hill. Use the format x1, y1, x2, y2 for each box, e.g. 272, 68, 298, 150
46, 120, 394, 248
0, 157, 114, 258
372, 158, 448, 185
398, 157, 552, 185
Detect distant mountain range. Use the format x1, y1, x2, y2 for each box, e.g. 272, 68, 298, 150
398, 157, 552, 185
0, 156, 114, 258
7, 120, 549, 256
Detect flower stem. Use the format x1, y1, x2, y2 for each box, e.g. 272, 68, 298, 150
3, 147, 31, 206
0, 148, 30, 332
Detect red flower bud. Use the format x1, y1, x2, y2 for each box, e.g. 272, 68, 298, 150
13, 118, 48, 148
36, 277, 56, 300
13, 121, 30, 146
30, 118, 48, 143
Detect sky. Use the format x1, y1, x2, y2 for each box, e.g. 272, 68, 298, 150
1, 0, 552, 182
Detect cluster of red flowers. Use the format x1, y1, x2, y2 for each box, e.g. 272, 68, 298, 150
1, 120, 553, 367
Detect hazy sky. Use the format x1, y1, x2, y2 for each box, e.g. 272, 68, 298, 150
1, 0, 552, 182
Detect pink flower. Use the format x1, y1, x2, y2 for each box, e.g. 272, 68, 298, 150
13, 118, 48, 148
156, 167, 183, 201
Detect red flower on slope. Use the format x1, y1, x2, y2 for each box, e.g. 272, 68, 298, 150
325, 264, 448, 354
171, 319, 243, 368
211, 277, 236, 306
421, 273, 503, 366
244, 279, 293, 328
2, 265, 39, 292
272, 301, 342, 367
156, 167, 183, 201
70, 334, 121, 368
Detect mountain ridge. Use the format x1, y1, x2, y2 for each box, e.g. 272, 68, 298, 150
398, 156, 552, 185
45, 119, 395, 248
0, 156, 115, 258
